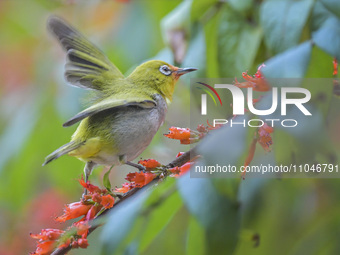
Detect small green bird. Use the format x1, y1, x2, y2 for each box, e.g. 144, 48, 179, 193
43, 16, 197, 184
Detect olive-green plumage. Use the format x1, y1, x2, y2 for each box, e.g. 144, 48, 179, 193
43, 16, 197, 181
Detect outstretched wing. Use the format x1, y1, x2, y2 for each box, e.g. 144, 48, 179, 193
63, 97, 157, 127
47, 16, 124, 90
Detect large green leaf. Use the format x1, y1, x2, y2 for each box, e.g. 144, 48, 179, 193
312, 15, 340, 60
204, 9, 221, 78
228, 0, 253, 13
141, 206, 190, 255
100, 190, 150, 255
218, 5, 262, 77
320, 0, 340, 19
181, 28, 207, 79
177, 175, 240, 254
273, 106, 336, 176
191, 0, 219, 22
0, 93, 82, 210
139, 179, 183, 253
304, 47, 334, 118
100, 178, 184, 255
262, 41, 312, 78
186, 216, 206, 255
305, 46, 334, 78
260, 0, 314, 54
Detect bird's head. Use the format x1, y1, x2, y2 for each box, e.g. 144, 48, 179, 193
128, 60, 197, 102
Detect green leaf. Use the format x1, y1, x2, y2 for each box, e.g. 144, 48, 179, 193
139, 191, 182, 252
310, 1, 333, 31
204, 9, 221, 77
177, 175, 240, 254
305, 46, 334, 78
273, 104, 334, 172
103, 166, 113, 192
191, 0, 219, 22
312, 16, 340, 60
304, 47, 334, 117
181, 28, 207, 79
186, 216, 206, 255
141, 206, 190, 255
262, 41, 312, 78
260, 0, 314, 54
0, 93, 82, 210
100, 190, 149, 255
228, 0, 253, 13
218, 5, 263, 77
320, 0, 340, 19
139, 179, 183, 252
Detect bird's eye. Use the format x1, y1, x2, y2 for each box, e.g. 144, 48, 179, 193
159, 65, 172, 76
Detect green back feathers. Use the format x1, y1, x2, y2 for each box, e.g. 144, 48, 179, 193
47, 17, 178, 127
47, 16, 124, 90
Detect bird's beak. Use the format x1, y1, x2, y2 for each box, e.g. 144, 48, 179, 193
173, 67, 198, 76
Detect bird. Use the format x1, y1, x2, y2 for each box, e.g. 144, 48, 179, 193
43, 16, 197, 185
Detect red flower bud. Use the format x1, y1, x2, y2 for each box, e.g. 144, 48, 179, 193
55, 202, 92, 222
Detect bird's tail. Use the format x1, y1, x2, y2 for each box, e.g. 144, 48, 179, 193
43, 141, 83, 166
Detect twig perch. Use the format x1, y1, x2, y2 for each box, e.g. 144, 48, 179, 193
51, 146, 198, 255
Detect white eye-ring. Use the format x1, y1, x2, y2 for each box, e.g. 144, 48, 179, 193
159, 65, 172, 76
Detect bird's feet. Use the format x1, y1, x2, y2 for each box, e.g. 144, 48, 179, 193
81, 189, 88, 201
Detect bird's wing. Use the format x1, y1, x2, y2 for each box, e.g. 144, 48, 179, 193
63, 97, 157, 127
47, 16, 124, 90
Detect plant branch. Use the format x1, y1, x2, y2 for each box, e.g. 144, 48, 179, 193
51, 146, 198, 255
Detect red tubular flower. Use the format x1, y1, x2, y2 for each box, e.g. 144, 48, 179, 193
176, 152, 184, 158
144, 172, 156, 185
125, 172, 137, 182
134, 172, 156, 187
333, 58, 338, 75
114, 182, 133, 193
79, 178, 101, 194
260, 123, 273, 134
169, 167, 180, 175
85, 205, 100, 221
101, 194, 115, 209
138, 159, 161, 170
234, 63, 270, 92
178, 162, 191, 175
179, 138, 200, 144
124, 172, 156, 188
252, 98, 261, 104
164, 127, 191, 140
207, 119, 223, 130
55, 202, 92, 223
30, 229, 66, 255
31, 240, 55, 255
91, 193, 102, 203
30, 229, 64, 241
169, 162, 192, 177
164, 126, 206, 144
196, 124, 208, 133
257, 124, 273, 152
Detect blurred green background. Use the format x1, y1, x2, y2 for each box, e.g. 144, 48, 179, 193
0, 0, 340, 254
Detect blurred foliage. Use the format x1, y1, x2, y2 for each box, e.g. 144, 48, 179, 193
0, 0, 340, 255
